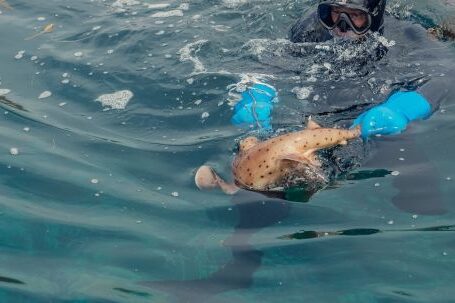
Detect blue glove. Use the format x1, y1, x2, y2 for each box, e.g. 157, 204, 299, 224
231, 83, 277, 131
352, 91, 432, 139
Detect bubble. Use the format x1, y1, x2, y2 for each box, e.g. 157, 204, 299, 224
14, 50, 25, 60
201, 112, 209, 119
391, 171, 400, 176
9, 147, 19, 155
171, 191, 179, 197
38, 91, 52, 99
90, 179, 99, 184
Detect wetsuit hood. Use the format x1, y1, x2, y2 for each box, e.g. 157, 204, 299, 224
319, 0, 386, 33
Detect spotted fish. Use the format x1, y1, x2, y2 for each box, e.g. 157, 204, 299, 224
195, 118, 361, 194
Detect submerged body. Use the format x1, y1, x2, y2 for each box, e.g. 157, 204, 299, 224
196, 120, 361, 194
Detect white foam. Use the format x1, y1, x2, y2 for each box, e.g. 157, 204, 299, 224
292, 86, 313, 100
178, 3, 189, 10
178, 40, 208, 74
145, 3, 170, 9
112, 0, 140, 7
95, 90, 133, 109
0, 89, 11, 96
151, 10, 183, 18
222, 0, 248, 8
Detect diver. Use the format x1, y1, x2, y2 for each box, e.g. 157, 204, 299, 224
233, 0, 441, 139
231, 0, 451, 214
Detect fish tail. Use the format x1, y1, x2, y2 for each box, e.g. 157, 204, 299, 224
195, 165, 239, 195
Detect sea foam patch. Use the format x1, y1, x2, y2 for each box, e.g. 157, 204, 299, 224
112, 0, 141, 7
0, 89, 11, 96
95, 90, 133, 109
151, 10, 183, 18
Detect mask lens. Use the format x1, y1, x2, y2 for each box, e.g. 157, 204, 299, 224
318, 3, 336, 29
347, 9, 370, 33
318, 4, 372, 34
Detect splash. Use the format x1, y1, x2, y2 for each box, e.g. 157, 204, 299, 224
244, 33, 393, 80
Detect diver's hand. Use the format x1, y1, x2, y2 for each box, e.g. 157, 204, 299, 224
352, 91, 432, 139
231, 83, 277, 131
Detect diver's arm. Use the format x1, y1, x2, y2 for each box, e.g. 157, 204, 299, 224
289, 13, 332, 43
352, 91, 432, 139
353, 68, 455, 139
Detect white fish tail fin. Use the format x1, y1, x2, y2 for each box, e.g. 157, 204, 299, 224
195, 165, 239, 195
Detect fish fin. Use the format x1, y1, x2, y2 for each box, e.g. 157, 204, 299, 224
218, 181, 240, 195
302, 149, 316, 158
339, 140, 348, 146
278, 153, 321, 167
302, 150, 322, 167
307, 116, 322, 130
278, 154, 308, 163
195, 165, 220, 190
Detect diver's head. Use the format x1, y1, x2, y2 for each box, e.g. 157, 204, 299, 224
318, 0, 386, 39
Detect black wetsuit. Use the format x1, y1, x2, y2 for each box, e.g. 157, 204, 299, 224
289, 13, 451, 113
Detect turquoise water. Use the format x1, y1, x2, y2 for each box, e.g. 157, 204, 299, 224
1, 0, 455, 302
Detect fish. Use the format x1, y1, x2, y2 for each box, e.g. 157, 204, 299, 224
25, 23, 54, 40
195, 118, 361, 194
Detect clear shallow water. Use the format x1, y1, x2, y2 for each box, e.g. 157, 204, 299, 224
0, 0, 455, 302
